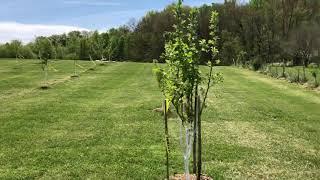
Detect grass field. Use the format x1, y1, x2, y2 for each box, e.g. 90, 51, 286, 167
0, 59, 320, 179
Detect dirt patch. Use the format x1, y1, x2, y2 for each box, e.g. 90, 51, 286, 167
170, 174, 213, 180
40, 85, 50, 90
153, 106, 176, 118
70, 75, 79, 78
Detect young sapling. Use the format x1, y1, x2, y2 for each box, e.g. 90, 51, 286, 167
154, 1, 222, 179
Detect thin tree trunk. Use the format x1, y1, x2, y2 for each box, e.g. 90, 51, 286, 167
74, 60, 77, 76
164, 100, 170, 180
303, 66, 306, 82
196, 96, 202, 180
45, 63, 48, 86
89, 54, 96, 66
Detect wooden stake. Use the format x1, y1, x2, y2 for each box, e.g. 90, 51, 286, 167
193, 91, 198, 174
196, 96, 202, 180
164, 100, 170, 180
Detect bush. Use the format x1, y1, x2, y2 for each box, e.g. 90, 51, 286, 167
64, 53, 78, 60
242, 61, 251, 69
300, 76, 308, 84
272, 62, 284, 67
268, 66, 279, 78
20, 46, 36, 59
251, 57, 263, 71
308, 63, 318, 68
270, 71, 278, 78
310, 56, 320, 65
287, 72, 299, 83
311, 70, 319, 87
290, 76, 300, 83
286, 61, 294, 67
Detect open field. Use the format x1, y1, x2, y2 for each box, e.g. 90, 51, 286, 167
0, 59, 320, 179
0, 59, 94, 98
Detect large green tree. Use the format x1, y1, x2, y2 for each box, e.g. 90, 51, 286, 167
0, 0, 318, 65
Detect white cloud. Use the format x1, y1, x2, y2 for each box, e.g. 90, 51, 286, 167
63, 0, 121, 6
0, 22, 90, 44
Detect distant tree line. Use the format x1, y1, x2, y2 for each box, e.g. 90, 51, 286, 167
0, 0, 319, 66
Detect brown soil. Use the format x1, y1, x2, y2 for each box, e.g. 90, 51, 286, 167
170, 174, 213, 180
70, 75, 79, 78
40, 85, 50, 90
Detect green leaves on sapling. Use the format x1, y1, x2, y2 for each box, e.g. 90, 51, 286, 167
153, 0, 222, 123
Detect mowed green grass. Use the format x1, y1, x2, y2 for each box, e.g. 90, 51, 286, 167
0, 59, 94, 98
0, 59, 319, 179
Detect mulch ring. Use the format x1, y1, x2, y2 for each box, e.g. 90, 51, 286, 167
170, 174, 213, 180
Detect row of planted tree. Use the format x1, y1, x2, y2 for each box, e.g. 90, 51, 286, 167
235, 59, 320, 88
153, 1, 222, 179
262, 64, 319, 88
1, 0, 319, 66
34, 42, 101, 89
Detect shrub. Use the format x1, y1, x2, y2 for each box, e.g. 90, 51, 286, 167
311, 70, 319, 87
252, 57, 263, 71
65, 53, 78, 60
242, 61, 251, 69
300, 76, 308, 84
272, 62, 284, 67
153, 66, 164, 89
308, 63, 318, 68
300, 67, 308, 84
236, 51, 247, 67
279, 64, 287, 78
286, 61, 294, 67
310, 56, 320, 65
264, 65, 271, 73
287, 72, 299, 83
268, 66, 279, 78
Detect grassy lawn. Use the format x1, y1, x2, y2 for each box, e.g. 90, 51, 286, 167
0, 59, 94, 98
0, 59, 319, 179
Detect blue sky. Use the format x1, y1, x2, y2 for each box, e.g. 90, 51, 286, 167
0, 0, 228, 43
